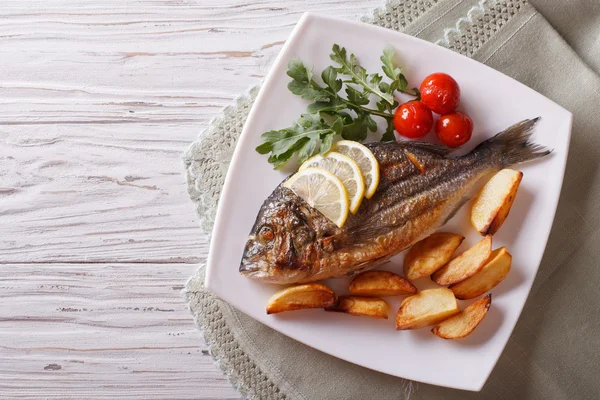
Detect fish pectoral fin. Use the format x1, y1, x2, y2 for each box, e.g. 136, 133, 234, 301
332, 220, 407, 250
346, 255, 393, 277
443, 195, 471, 225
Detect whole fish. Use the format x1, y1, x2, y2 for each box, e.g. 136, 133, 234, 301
240, 119, 550, 284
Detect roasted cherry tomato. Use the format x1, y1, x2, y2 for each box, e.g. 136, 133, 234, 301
436, 111, 473, 148
419, 73, 460, 115
393, 101, 433, 139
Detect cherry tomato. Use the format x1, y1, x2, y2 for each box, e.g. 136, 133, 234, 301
393, 101, 433, 139
436, 112, 473, 148
419, 73, 460, 115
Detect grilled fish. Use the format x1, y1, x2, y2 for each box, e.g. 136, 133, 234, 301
240, 119, 550, 284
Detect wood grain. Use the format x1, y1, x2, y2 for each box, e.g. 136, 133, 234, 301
1, 123, 205, 264
1, 0, 381, 398
0, 263, 239, 399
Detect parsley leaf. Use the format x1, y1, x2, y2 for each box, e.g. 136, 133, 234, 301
256, 114, 342, 169
341, 113, 369, 141
381, 45, 403, 81
287, 58, 331, 101
256, 44, 420, 168
307, 98, 344, 114
381, 118, 396, 142
345, 86, 370, 106
330, 44, 394, 105
321, 66, 342, 93
380, 46, 420, 98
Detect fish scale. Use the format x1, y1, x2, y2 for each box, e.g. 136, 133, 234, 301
240, 119, 550, 284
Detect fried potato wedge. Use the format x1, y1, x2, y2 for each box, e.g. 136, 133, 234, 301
450, 247, 512, 299
326, 296, 390, 319
349, 271, 417, 297
396, 288, 459, 330
431, 235, 492, 286
266, 283, 336, 314
471, 169, 523, 236
432, 294, 492, 339
404, 232, 465, 281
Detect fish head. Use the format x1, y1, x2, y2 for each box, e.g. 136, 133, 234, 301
240, 191, 322, 283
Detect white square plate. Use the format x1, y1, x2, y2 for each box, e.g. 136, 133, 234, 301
205, 13, 572, 391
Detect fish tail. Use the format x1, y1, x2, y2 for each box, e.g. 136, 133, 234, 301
475, 118, 552, 166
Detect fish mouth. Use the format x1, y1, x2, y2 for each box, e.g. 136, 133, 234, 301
239, 259, 270, 279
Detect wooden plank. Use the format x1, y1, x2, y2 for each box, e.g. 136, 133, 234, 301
0, 263, 240, 399
0, 123, 206, 263
0, 0, 377, 125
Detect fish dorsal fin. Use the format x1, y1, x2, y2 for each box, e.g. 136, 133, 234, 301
399, 140, 453, 157
404, 151, 426, 174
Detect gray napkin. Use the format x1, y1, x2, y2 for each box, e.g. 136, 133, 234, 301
184, 1, 600, 398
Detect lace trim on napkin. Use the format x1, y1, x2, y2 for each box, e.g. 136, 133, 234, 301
437, 0, 528, 56
362, 0, 440, 28
184, 87, 260, 236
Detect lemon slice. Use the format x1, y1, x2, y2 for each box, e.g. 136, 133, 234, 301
284, 167, 349, 228
299, 152, 365, 214
333, 140, 380, 199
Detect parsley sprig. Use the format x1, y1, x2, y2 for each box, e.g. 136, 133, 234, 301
256, 44, 419, 168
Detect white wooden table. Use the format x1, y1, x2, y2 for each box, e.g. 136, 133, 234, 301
0, 1, 380, 398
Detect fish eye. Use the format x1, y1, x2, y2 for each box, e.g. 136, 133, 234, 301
260, 226, 274, 240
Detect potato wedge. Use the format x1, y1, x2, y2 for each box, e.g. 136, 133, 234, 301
396, 288, 459, 330
471, 169, 523, 236
404, 232, 464, 281
450, 247, 512, 299
431, 235, 492, 286
266, 283, 336, 314
432, 294, 492, 339
326, 296, 390, 319
349, 271, 417, 296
